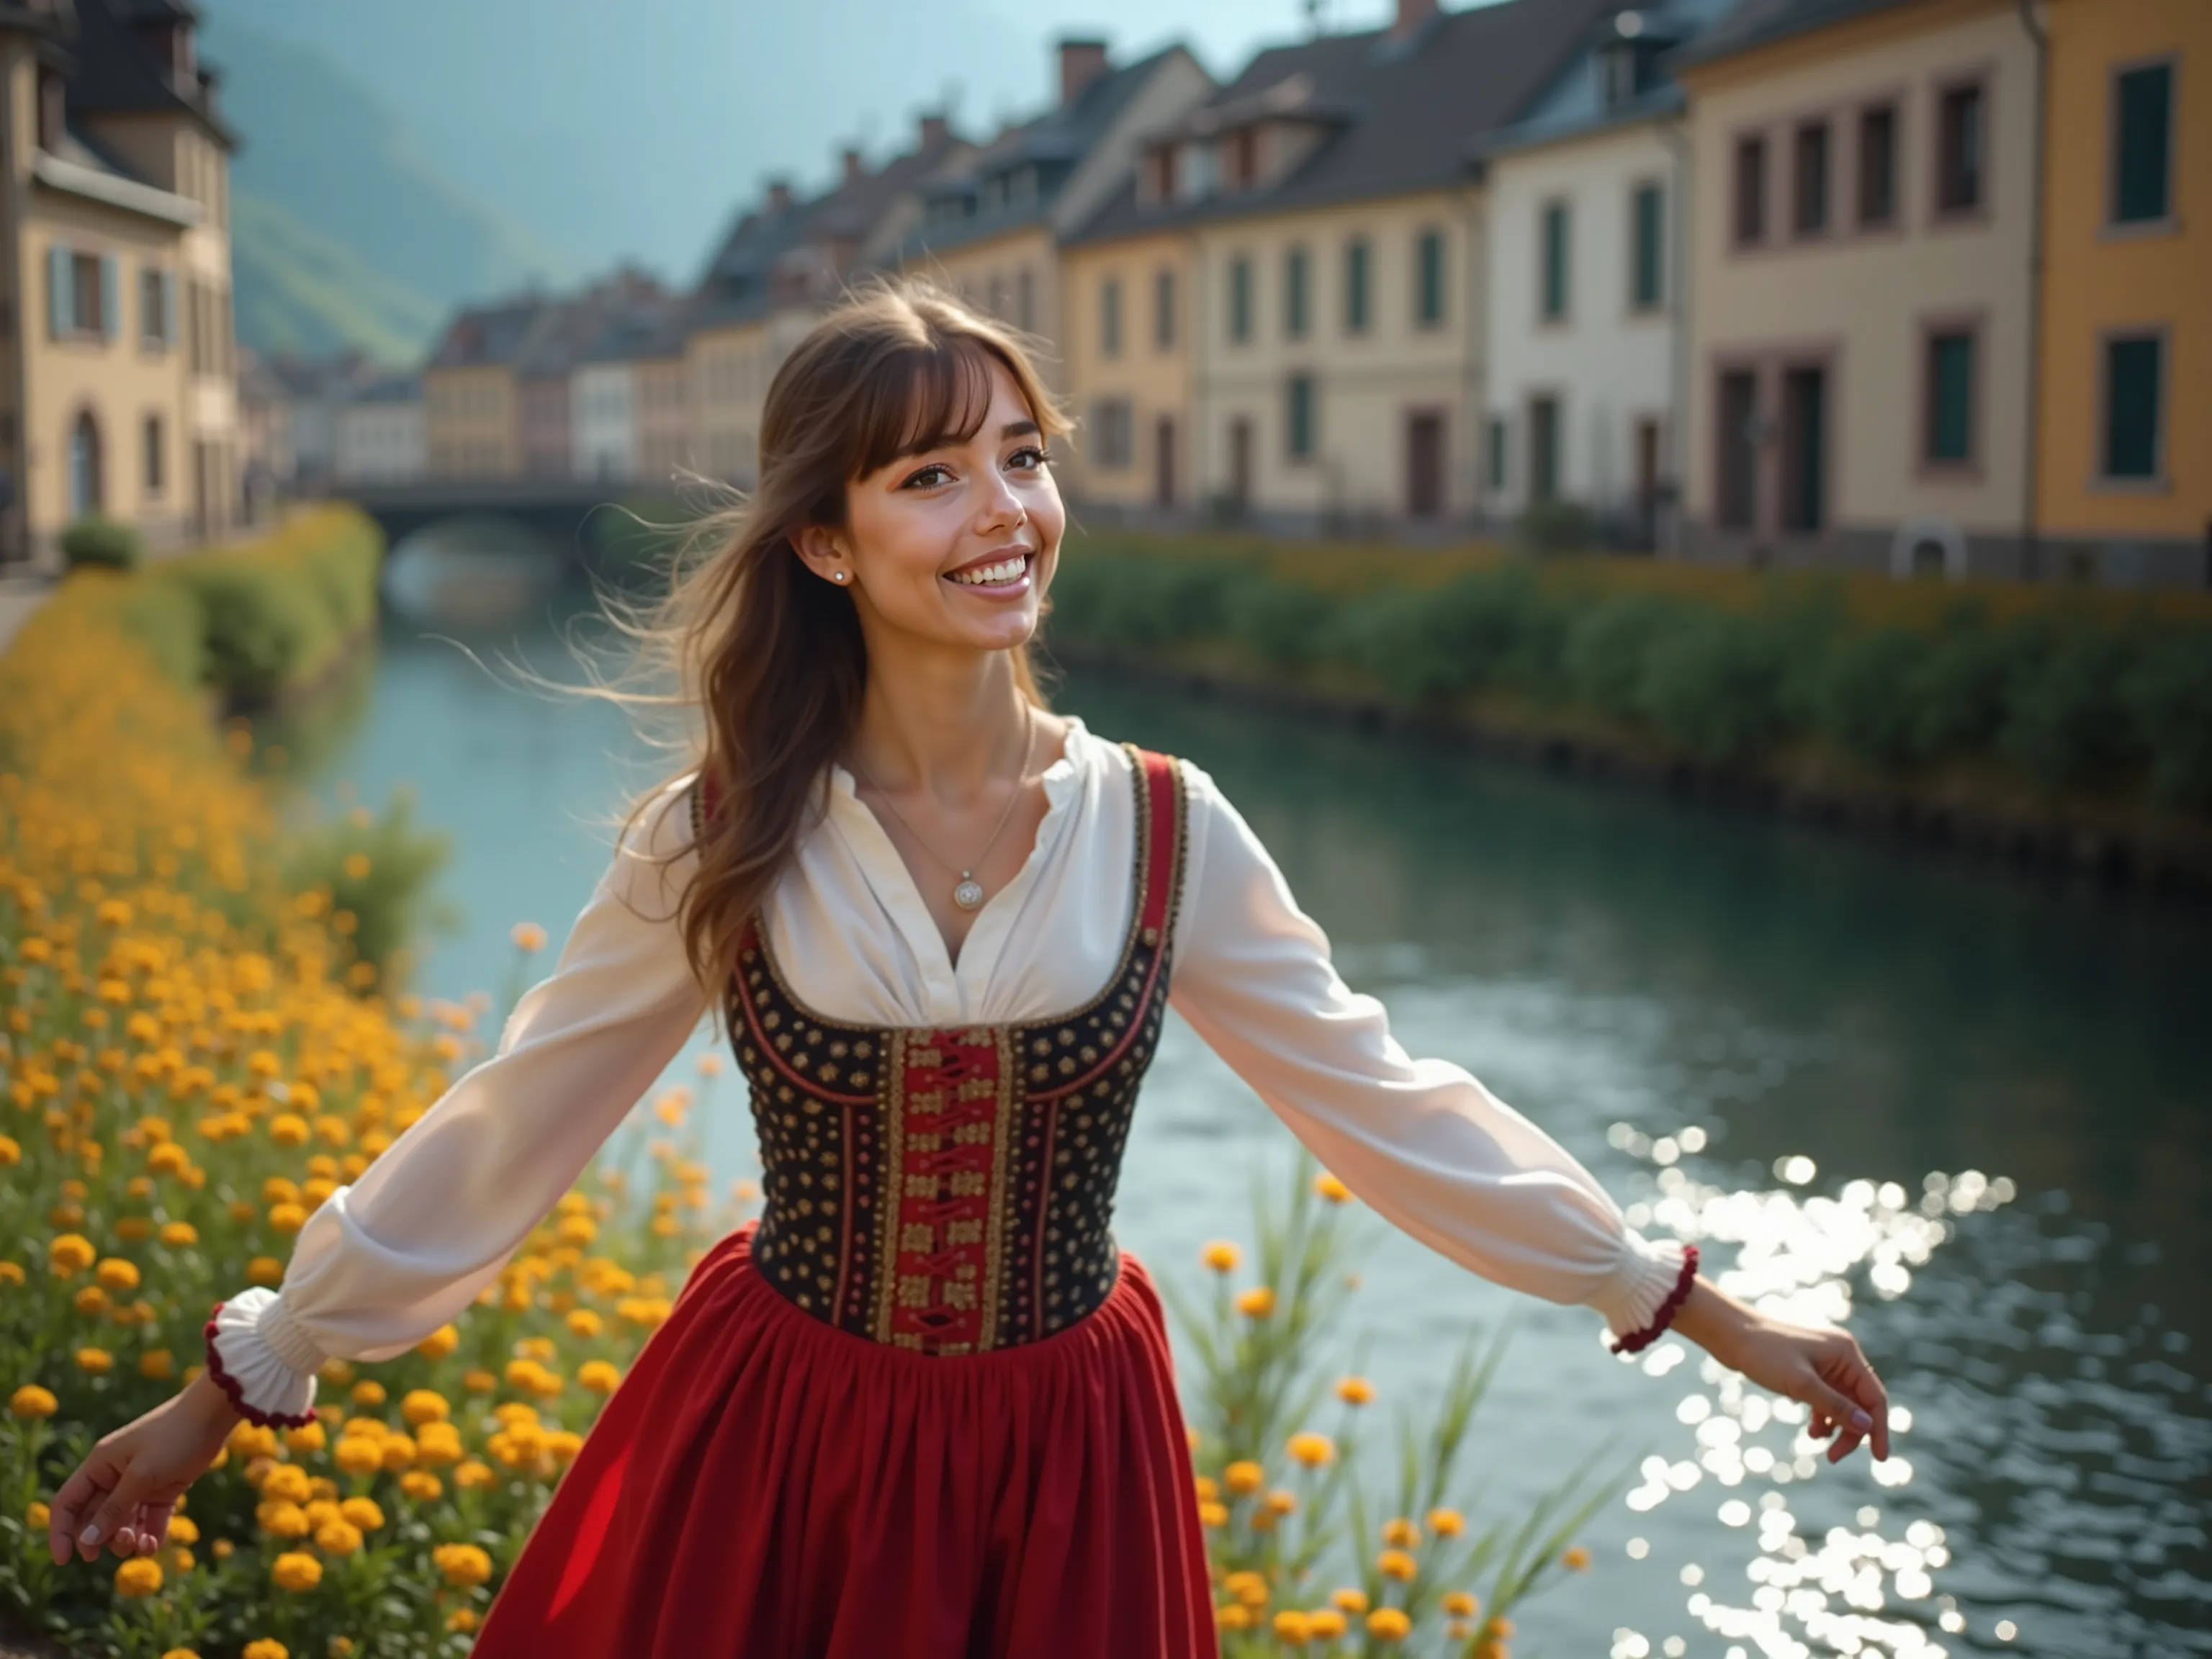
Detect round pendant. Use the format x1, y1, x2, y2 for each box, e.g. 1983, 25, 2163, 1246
952, 877, 986, 912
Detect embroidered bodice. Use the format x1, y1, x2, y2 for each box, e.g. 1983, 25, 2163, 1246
697, 745, 1187, 1354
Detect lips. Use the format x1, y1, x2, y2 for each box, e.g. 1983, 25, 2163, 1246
943, 549, 1034, 588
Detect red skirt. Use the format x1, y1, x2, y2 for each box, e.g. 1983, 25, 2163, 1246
472, 1219, 1219, 1658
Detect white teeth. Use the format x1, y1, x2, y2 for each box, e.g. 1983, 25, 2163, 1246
948, 556, 1028, 586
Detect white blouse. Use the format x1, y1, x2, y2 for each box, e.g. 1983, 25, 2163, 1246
210, 719, 1691, 1421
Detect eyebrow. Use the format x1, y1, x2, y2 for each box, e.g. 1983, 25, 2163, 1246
894, 418, 1040, 463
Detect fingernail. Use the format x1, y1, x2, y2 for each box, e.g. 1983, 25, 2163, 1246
78, 1525, 99, 1547
1850, 1409, 1872, 1431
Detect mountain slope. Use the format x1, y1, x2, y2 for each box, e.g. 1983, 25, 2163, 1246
231, 190, 447, 364
203, 14, 579, 355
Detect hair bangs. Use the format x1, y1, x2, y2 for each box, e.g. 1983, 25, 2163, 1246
846, 331, 1009, 481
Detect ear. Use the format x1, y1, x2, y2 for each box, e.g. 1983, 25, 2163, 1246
792, 523, 849, 586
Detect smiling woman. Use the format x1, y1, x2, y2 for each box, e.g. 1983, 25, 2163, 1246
55, 278, 1889, 1659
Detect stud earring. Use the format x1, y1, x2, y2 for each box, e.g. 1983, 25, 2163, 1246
834, 571, 848, 583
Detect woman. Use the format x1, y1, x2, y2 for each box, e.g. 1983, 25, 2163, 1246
49, 282, 1889, 1656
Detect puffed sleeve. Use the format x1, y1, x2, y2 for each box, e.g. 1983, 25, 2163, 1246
1164, 760, 1694, 1349
203, 775, 715, 1426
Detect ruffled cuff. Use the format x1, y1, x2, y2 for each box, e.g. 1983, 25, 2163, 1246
1586, 1231, 1699, 1353
204, 1290, 323, 1429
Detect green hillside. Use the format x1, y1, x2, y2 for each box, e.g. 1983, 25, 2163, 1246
232, 190, 446, 365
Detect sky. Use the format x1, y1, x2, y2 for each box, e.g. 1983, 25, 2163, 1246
199, 0, 1426, 285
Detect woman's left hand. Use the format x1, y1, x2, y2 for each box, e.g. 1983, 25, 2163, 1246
1671, 1277, 1890, 1464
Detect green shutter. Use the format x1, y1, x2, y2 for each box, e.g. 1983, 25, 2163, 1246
99, 256, 119, 340
1417, 231, 1444, 325
48, 245, 71, 337
2114, 63, 2172, 224
1345, 239, 1368, 333
2104, 336, 2162, 478
1285, 247, 1308, 338
1231, 258, 1250, 343
1634, 184, 1663, 308
1928, 333, 1973, 462
1542, 204, 1568, 320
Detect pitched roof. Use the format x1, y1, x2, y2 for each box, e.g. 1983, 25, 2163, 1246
63, 0, 235, 148
1665, 0, 1921, 72
427, 296, 549, 370
1071, 0, 1617, 244
900, 44, 1191, 260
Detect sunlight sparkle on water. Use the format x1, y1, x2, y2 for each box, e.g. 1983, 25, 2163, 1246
1602, 1128, 2021, 1658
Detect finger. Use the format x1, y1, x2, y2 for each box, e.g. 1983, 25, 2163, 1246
138, 1498, 176, 1555
1820, 1344, 1892, 1462
1802, 1374, 1874, 1453
49, 1453, 120, 1564
81, 1475, 150, 1563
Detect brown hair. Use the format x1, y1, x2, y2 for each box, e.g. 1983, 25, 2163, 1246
583, 277, 1069, 1035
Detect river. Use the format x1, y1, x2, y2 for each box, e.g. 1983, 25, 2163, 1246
284, 547, 2208, 1658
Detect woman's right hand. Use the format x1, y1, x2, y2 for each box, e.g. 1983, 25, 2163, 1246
47, 1372, 244, 1565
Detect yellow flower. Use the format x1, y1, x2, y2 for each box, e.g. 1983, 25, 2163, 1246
446, 1609, 480, 1634
339, 1496, 385, 1532
248, 1256, 284, 1286
1331, 1588, 1369, 1614
139, 1349, 175, 1381
578, 1359, 623, 1394
454, 1458, 495, 1491
1264, 1488, 1298, 1516
511, 922, 547, 953
1377, 1548, 1417, 1581
1198, 1501, 1228, 1528
1366, 1607, 1412, 1641
114, 1556, 163, 1597
1481, 1615, 1517, 1641
228, 1422, 279, 1460
350, 1379, 387, 1408
96, 1256, 142, 1295
1381, 1517, 1421, 1549
74, 1285, 110, 1317
271, 1550, 323, 1592
283, 1421, 326, 1454
1287, 1432, 1336, 1468
1200, 1240, 1241, 1274
212, 1539, 235, 1560
433, 1541, 493, 1587
256, 1500, 310, 1539
414, 1421, 463, 1466
159, 1221, 199, 1247
160, 1650, 202, 1659
1236, 1285, 1276, 1318
0, 1136, 19, 1166
1307, 1609, 1348, 1639
1272, 1609, 1313, 1645
1563, 1543, 1591, 1570
1336, 1375, 1375, 1406
168, 1516, 199, 1545
343, 853, 372, 881
1223, 1568, 1269, 1608
168, 1546, 195, 1573
48, 1233, 96, 1276
415, 1323, 459, 1360
1215, 1604, 1252, 1631
333, 1437, 384, 1477
565, 1308, 603, 1339
261, 1463, 312, 1504
268, 1201, 307, 1233
400, 1471, 443, 1501
1313, 1171, 1353, 1204
27, 1501, 51, 1530
401, 1388, 449, 1425
9, 1385, 58, 1419
269, 1118, 310, 1152
1442, 1591, 1480, 1618
313, 1518, 364, 1555
242, 1644, 287, 1659
1427, 1506, 1466, 1538
75, 1346, 113, 1374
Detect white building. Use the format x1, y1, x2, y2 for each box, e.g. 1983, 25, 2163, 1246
1478, 1, 1733, 547
333, 373, 424, 484
572, 359, 634, 480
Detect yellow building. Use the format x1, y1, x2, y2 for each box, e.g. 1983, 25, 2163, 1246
2035, 0, 2206, 585
896, 38, 1209, 403
1058, 229, 1193, 511
422, 297, 541, 480
0, 0, 240, 565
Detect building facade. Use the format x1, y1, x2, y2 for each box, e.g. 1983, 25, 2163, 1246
2033, 0, 2206, 586
331, 371, 421, 484
1674, 0, 2043, 580
1057, 228, 1193, 512
0, 0, 240, 565
423, 297, 541, 480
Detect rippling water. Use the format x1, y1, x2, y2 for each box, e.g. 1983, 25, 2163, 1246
292, 567, 2209, 1656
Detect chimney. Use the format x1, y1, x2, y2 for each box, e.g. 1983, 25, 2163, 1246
1058, 37, 1110, 108
1390, 0, 1439, 40
842, 147, 865, 185
766, 177, 793, 213
919, 110, 949, 149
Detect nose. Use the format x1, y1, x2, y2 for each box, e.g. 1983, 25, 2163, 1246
973, 465, 1026, 535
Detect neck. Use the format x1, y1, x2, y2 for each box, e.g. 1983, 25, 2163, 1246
848, 630, 1030, 798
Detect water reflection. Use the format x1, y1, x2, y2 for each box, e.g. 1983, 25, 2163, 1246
292, 583, 2209, 1655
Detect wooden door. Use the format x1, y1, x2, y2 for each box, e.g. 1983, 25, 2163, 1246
1154, 415, 1177, 508
1406, 410, 1445, 518
1228, 416, 1253, 511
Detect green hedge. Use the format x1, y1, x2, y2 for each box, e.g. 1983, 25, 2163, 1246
1046, 544, 2212, 812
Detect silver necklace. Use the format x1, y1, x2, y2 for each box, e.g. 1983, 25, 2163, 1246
850, 702, 1036, 912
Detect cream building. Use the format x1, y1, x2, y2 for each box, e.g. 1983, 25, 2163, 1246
898, 39, 1210, 397
1673, 0, 2044, 578
0, 0, 240, 565
1066, 0, 1618, 531
1057, 228, 1193, 513
331, 372, 422, 485
423, 296, 541, 480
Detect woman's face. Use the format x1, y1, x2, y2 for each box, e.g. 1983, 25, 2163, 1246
811, 357, 1064, 657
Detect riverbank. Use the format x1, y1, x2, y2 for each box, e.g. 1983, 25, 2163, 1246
1046, 534, 2212, 896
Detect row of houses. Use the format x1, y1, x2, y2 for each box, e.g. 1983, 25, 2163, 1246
310, 0, 2202, 587
0, 0, 251, 567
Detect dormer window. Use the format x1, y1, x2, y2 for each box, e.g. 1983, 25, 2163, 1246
1228, 127, 1259, 190
37, 68, 63, 152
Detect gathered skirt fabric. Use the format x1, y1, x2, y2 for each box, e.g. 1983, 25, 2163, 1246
471, 1219, 1219, 1658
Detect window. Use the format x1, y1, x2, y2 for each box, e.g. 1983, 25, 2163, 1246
1734, 135, 1768, 243
1924, 328, 1975, 466
139, 266, 174, 348
1286, 373, 1316, 462
1780, 365, 1827, 534
1154, 268, 1176, 351
1717, 369, 1758, 530
1415, 228, 1445, 327
143, 412, 163, 493
2101, 333, 2163, 480
1794, 120, 1830, 235
1231, 127, 1259, 190
1228, 254, 1252, 343
1527, 395, 1559, 502
1858, 104, 1897, 227
1100, 276, 1122, 358
1090, 397, 1134, 468
1630, 181, 1664, 310
1540, 200, 1570, 320
1487, 416, 1508, 492
1344, 237, 1370, 335
2111, 61, 2173, 225
1284, 245, 1309, 339
1936, 81, 1985, 216
48, 246, 117, 338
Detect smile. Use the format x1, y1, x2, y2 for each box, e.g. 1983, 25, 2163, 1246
943, 552, 1033, 591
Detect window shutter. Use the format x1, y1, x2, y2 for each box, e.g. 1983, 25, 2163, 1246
162, 270, 177, 346
99, 255, 119, 339
48, 245, 71, 337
